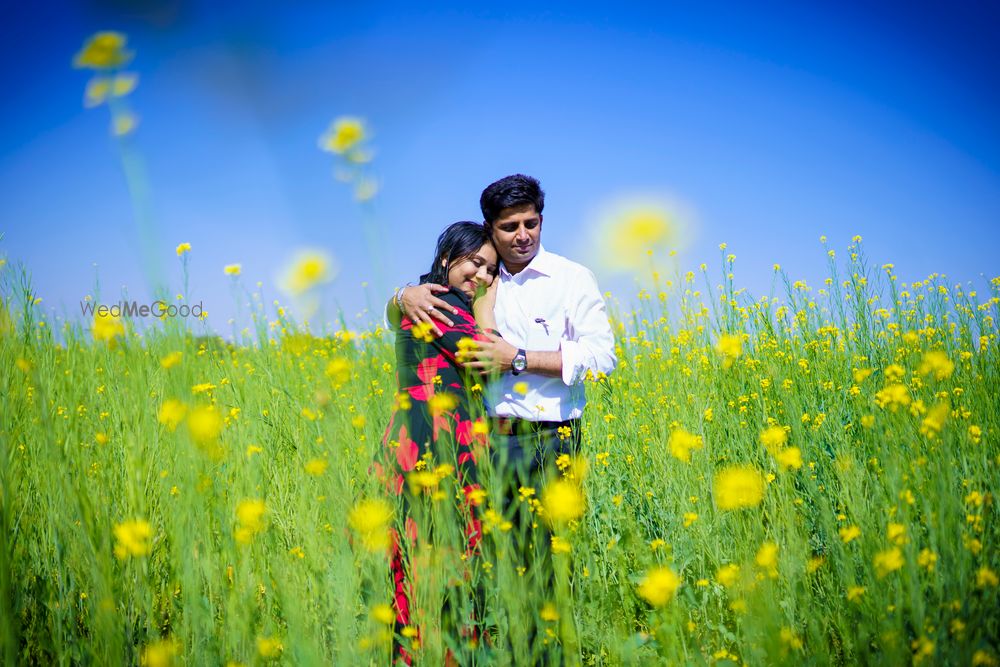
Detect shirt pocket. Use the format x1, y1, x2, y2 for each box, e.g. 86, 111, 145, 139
524, 305, 567, 352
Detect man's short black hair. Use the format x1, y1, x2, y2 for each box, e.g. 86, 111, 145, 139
480, 174, 545, 225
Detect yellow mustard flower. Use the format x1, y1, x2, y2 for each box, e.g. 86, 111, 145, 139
846, 586, 866, 603
348, 498, 393, 551
140, 638, 178, 667
713, 465, 765, 510
541, 479, 585, 524
839, 525, 861, 544
187, 404, 221, 440
113, 519, 152, 559
256, 636, 283, 659
759, 425, 787, 454
325, 357, 352, 385
716, 564, 740, 588
157, 399, 187, 431
92, 312, 124, 342
304, 458, 328, 476
160, 351, 182, 369
873, 547, 905, 578
280, 249, 337, 295
755, 541, 779, 578
775, 447, 803, 471
540, 602, 559, 622
73, 32, 133, 70
917, 350, 954, 381
637, 567, 681, 607
668, 427, 703, 463
320, 117, 366, 154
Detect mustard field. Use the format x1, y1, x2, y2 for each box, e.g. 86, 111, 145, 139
1, 240, 998, 666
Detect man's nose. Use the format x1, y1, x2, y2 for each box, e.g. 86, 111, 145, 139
515, 225, 529, 241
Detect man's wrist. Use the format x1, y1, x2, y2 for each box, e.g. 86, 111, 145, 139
510, 347, 527, 375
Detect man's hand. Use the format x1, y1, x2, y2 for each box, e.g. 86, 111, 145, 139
400, 283, 459, 336
462, 333, 517, 376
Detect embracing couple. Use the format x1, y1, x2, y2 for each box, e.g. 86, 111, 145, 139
378, 174, 616, 665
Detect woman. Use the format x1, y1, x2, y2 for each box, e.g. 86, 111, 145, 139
377, 221, 498, 665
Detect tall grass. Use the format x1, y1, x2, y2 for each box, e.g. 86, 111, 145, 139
1, 241, 997, 665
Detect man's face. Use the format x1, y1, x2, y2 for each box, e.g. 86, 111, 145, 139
491, 204, 542, 270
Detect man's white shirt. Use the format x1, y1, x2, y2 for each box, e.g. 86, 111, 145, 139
485, 246, 616, 421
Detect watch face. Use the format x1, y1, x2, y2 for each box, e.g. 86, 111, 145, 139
513, 354, 527, 371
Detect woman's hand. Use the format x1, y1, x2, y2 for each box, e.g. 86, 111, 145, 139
400, 283, 458, 336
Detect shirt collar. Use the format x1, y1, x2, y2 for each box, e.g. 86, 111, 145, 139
500, 244, 553, 279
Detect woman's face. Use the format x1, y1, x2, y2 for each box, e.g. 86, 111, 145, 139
445, 242, 498, 298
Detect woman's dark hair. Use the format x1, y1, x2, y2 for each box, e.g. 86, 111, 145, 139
420, 221, 492, 285
480, 174, 545, 225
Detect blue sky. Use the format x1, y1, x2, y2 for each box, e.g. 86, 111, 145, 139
2, 0, 998, 336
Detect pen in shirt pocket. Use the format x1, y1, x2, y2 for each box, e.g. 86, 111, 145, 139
534, 317, 549, 335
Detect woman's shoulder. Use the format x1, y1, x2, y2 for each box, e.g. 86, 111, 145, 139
437, 287, 473, 313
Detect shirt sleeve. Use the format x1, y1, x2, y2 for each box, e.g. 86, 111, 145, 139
560, 267, 617, 386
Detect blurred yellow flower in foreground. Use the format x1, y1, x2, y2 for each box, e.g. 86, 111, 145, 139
839, 525, 861, 544
113, 519, 152, 559
977, 566, 999, 588
349, 498, 393, 551
235, 499, 267, 544
775, 447, 803, 471
325, 357, 352, 385
224, 264, 242, 276
759, 425, 787, 454
158, 399, 187, 431
716, 564, 740, 588
92, 312, 124, 343
589, 196, 693, 274
873, 547, 904, 578
175, 242, 191, 256
160, 351, 182, 369
85, 73, 139, 108
716, 334, 742, 368
187, 405, 222, 445
713, 465, 765, 510
140, 638, 178, 667
542, 479, 585, 524
918, 350, 954, 381
320, 117, 367, 155
280, 249, 337, 295
304, 458, 329, 476
371, 603, 395, 624
668, 427, 703, 462
112, 112, 138, 136
256, 636, 283, 659
755, 541, 779, 578
428, 392, 459, 417
637, 566, 681, 607
73, 32, 133, 70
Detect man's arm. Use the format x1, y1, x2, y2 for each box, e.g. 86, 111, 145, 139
464, 268, 614, 380
558, 267, 616, 384
463, 336, 563, 377
385, 283, 459, 336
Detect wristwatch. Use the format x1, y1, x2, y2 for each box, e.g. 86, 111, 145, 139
511, 348, 527, 375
